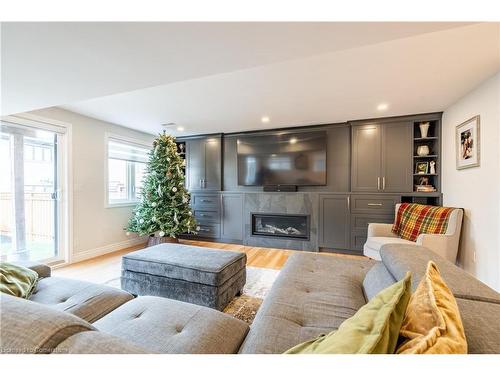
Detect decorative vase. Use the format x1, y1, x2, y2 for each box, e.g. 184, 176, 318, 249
148, 235, 179, 247
419, 122, 431, 138
417, 145, 430, 156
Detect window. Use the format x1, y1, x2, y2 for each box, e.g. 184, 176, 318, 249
106, 135, 150, 206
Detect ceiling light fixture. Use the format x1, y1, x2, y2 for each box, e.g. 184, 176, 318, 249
289, 137, 298, 144
377, 103, 389, 111
261, 116, 270, 123
176, 126, 185, 131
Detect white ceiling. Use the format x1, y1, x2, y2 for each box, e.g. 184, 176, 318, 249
2, 22, 499, 135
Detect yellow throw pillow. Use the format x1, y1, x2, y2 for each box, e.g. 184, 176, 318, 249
396, 261, 467, 354
285, 272, 412, 354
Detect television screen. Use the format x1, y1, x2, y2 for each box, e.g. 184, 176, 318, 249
237, 131, 327, 186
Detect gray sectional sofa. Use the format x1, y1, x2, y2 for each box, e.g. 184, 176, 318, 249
2, 244, 500, 354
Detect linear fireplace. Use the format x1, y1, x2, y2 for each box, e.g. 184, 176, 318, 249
251, 213, 310, 240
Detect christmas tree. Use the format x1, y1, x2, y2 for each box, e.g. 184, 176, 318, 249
125, 133, 198, 241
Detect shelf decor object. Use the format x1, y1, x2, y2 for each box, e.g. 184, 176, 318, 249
417, 145, 430, 156
415, 161, 429, 174
419, 122, 431, 138
456, 115, 480, 170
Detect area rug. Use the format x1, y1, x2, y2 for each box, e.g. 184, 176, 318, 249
104, 266, 280, 324
224, 266, 279, 323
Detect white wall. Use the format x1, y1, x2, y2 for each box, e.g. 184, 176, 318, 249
442, 72, 500, 291
27, 107, 154, 262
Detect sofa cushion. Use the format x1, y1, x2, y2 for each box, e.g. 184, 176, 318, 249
380, 244, 500, 304
93, 296, 249, 354
455, 298, 500, 354
29, 276, 134, 323
363, 262, 397, 301
122, 243, 246, 287
239, 253, 375, 354
0, 293, 94, 354
285, 272, 411, 354
365, 237, 416, 252
54, 331, 149, 354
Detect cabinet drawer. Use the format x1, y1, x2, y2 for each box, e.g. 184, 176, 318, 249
195, 223, 220, 238
350, 195, 400, 214
192, 194, 220, 210
194, 209, 220, 223
351, 214, 394, 231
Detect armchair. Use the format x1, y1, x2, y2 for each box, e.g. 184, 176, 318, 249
363, 203, 463, 263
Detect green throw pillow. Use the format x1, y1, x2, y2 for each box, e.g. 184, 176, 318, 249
285, 272, 412, 354
0, 262, 39, 299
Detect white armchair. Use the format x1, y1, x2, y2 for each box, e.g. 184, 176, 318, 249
363, 204, 463, 263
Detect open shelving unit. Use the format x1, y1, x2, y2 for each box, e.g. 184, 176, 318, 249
409, 115, 442, 205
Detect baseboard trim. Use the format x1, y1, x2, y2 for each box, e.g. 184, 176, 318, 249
71, 237, 147, 264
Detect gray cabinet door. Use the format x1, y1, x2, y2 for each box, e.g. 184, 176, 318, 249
186, 139, 204, 191
203, 137, 221, 191
382, 122, 413, 192
351, 124, 382, 192
221, 193, 243, 241
319, 194, 350, 249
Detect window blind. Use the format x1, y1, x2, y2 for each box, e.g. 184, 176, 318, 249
108, 138, 150, 163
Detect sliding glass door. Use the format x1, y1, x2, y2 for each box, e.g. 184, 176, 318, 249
0, 118, 67, 263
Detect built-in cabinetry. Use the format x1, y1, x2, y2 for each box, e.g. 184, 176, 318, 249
318, 194, 350, 250
191, 193, 221, 238
188, 192, 244, 242
351, 121, 413, 193
186, 135, 222, 191
220, 193, 244, 242
178, 112, 442, 254
348, 194, 400, 251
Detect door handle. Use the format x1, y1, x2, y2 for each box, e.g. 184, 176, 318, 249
377, 177, 380, 190
382, 177, 386, 190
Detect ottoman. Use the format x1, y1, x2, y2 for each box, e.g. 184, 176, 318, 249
121, 243, 247, 311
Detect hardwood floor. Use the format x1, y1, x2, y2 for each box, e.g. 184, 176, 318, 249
53, 239, 361, 284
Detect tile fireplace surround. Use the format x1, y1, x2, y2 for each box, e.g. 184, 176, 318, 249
244, 193, 319, 251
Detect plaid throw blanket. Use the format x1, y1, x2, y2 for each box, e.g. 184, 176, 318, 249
392, 203, 455, 242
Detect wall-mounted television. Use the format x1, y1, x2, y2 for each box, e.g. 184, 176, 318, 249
237, 130, 327, 186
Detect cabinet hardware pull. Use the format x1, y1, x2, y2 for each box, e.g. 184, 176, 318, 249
367, 203, 383, 206
347, 196, 350, 211
220, 194, 224, 218
377, 177, 380, 190
200, 199, 211, 203
382, 177, 386, 190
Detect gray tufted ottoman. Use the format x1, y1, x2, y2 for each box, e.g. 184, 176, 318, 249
121, 243, 246, 311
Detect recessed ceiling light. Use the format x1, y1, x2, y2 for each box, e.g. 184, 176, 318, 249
377, 103, 389, 111
176, 126, 185, 131
289, 137, 298, 144
261, 116, 270, 123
